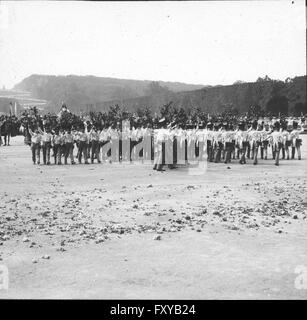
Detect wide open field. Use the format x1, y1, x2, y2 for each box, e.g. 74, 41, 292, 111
0, 136, 307, 299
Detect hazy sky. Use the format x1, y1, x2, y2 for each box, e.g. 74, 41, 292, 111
0, 0, 305, 89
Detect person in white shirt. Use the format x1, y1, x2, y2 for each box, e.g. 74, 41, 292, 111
73, 128, 81, 161
236, 122, 249, 164
153, 119, 168, 171
290, 121, 303, 160
109, 124, 120, 163
121, 123, 131, 162
281, 123, 291, 160
29, 127, 42, 165
52, 129, 64, 165
130, 126, 138, 162
223, 127, 236, 164
64, 129, 76, 165
260, 124, 270, 160
142, 124, 153, 163
268, 122, 283, 166
195, 125, 205, 161
39, 127, 53, 165
165, 122, 177, 169
251, 124, 263, 165
220, 123, 229, 162
213, 124, 223, 163
85, 123, 91, 160
131, 125, 148, 163
99, 127, 111, 162
186, 125, 197, 163
77, 126, 89, 164
247, 121, 258, 161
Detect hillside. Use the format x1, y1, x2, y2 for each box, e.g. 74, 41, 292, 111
14, 74, 205, 112
98, 76, 307, 116
12, 74, 306, 116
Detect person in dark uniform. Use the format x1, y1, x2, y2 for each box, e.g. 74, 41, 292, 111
206, 122, 214, 162
90, 126, 100, 164
52, 128, 64, 165
2, 115, 12, 146
237, 122, 249, 165
213, 123, 223, 163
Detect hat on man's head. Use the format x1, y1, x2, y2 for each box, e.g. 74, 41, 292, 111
157, 117, 166, 128
206, 122, 213, 130
274, 121, 281, 130
252, 120, 258, 130
186, 124, 194, 129
238, 122, 245, 130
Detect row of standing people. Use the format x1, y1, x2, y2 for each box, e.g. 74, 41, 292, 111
28, 125, 152, 165
27, 122, 303, 167
152, 121, 303, 170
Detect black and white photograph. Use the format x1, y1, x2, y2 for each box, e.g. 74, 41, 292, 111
0, 0, 306, 304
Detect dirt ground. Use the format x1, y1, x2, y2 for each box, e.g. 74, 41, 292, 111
0, 136, 307, 299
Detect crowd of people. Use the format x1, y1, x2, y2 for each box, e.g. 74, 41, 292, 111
0, 104, 305, 170
0, 114, 19, 146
